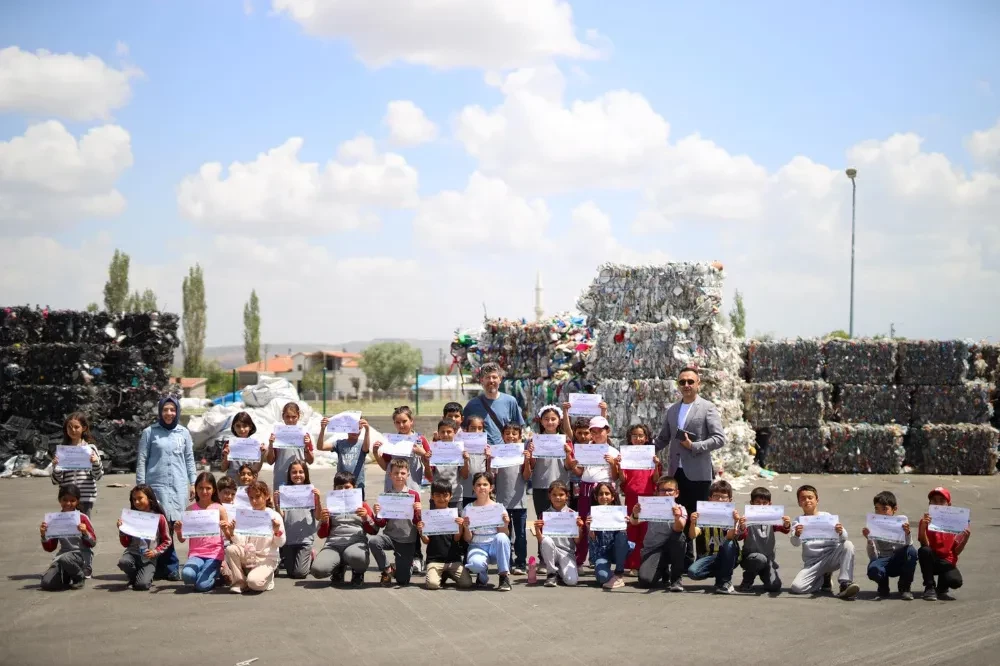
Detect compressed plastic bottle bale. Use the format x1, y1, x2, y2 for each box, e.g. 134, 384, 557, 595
826, 423, 906, 474
898, 340, 970, 385
714, 420, 755, 475
761, 426, 829, 473
577, 262, 725, 325
744, 381, 828, 428
835, 384, 913, 425
472, 314, 593, 380
968, 343, 1000, 382
920, 424, 999, 475
823, 338, 898, 385
746, 339, 823, 382
912, 382, 994, 425
97, 386, 165, 421
4, 385, 99, 423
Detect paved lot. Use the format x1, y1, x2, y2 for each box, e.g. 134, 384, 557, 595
2, 467, 998, 666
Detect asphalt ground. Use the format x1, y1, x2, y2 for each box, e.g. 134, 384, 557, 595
1, 466, 998, 666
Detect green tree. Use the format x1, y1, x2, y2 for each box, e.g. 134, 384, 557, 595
203, 360, 231, 398
359, 341, 422, 392
102, 249, 130, 312
125, 288, 158, 312
729, 289, 746, 338
243, 289, 261, 364
301, 366, 324, 394
85, 302, 99, 313
182, 264, 207, 377
826, 329, 851, 340
350, 377, 361, 398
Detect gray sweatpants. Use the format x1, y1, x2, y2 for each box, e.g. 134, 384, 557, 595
118, 551, 156, 591
790, 540, 855, 594
539, 537, 578, 585
311, 542, 370, 577
41, 551, 86, 590
279, 543, 312, 579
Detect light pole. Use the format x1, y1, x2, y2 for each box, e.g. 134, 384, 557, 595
846, 168, 857, 338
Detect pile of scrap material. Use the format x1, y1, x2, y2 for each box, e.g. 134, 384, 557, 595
461, 314, 594, 382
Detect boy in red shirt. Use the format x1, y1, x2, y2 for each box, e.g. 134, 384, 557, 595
917, 487, 972, 601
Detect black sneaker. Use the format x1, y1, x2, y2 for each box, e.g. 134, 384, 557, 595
767, 574, 782, 593
735, 581, 753, 593
821, 573, 832, 591
497, 574, 512, 592
166, 571, 182, 582
837, 582, 860, 600
923, 585, 938, 601
668, 579, 684, 592
937, 584, 953, 600
873, 585, 890, 601
544, 573, 558, 587
69, 577, 85, 590
330, 565, 345, 586
349, 571, 364, 588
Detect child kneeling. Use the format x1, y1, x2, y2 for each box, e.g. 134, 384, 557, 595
311, 472, 377, 586
223, 480, 285, 593
421, 480, 472, 590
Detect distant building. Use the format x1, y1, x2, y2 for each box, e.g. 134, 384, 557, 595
235, 350, 366, 398
169, 377, 208, 399
235, 355, 295, 387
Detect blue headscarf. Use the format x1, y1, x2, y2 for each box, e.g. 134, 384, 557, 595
157, 395, 181, 430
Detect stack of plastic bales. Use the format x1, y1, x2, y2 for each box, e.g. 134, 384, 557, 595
582, 263, 754, 475
463, 314, 594, 382
0, 307, 179, 471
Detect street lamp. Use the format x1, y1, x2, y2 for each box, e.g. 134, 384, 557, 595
846, 168, 858, 338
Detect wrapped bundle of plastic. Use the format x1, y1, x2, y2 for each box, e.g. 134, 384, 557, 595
100, 346, 150, 384
2, 385, 99, 423
117, 312, 180, 380
826, 423, 906, 474
0, 307, 48, 345
41, 310, 116, 343
745, 339, 823, 382
898, 340, 970, 385
469, 314, 593, 380
760, 426, 829, 473
835, 384, 913, 425
744, 381, 828, 428
969, 343, 999, 382
97, 386, 166, 421
912, 382, 994, 425
715, 421, 756, 475
11, 344, 109, 385
824, 338, 898, 385
576, 262, 724, 325
588, 319, 743, 381
920, 424, 999, 475
599, 379, 677, 435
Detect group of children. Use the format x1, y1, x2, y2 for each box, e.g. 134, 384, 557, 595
38, 404, 974, 601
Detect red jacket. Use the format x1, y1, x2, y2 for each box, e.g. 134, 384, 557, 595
118, 513, 172, 556
317, 503, 379, 539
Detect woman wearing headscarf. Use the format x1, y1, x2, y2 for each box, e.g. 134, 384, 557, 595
136, 395, 196, 581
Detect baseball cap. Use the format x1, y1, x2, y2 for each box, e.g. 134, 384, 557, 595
928, 487, 951, 503
589, 416, 609, 430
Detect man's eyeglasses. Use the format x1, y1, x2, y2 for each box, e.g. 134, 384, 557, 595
678, 379, 696, 386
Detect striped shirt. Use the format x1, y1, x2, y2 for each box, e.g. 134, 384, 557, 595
51, 444, 104, 503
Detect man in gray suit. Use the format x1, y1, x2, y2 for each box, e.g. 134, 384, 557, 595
653, 367, 727, 565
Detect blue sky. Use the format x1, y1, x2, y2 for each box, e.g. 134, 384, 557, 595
2, 1, 999, 344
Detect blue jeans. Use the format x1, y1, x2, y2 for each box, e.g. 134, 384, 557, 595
182, 556, 222, 592
593, 531, 630, 585
687, 540, 739, 587
508, 508, 528, 569
867, 546, 917, 591
155, 520, 179, 578
466, 534, 512, 583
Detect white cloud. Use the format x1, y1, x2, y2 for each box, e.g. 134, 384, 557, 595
270, 0, 605, 69
570, 201, 669, 266
0, 120, 132, 233
413, 172, 549, 251
383, 100, 438, 146
966, 119, 1000, 165
176, 134, 419, 234
0, 46, 141, 120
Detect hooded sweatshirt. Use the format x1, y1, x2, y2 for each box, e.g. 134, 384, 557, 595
790, 512, 849, 563
136, 396, 196, 521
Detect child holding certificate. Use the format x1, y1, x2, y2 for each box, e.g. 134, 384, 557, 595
222, 480, 285, 594
615, 424, 659, 575
419, 480, 472, 590
462, 472, 513, 591
918, 487, 971, 601
862, 490, 916, 601
495, 422, 530, 575
586, 481, 629, 589
312, 472, 378, 587
116, 485, 172, 591
422, 419, 469, 509
460, 416, 489, 507
265, 402, 314, 495
39, 484, 97, 591
632, 476, 687, 591
527, 405, 572, 571
686, 480, 740, 594
50, 412, 103, 518
736, 486, 790, 593
370, 458, 423, 587
789, 485, 859, 599
221, 412, 263, 482
175, 472, 228, 592
274, 461, 320, 579
563, 410, 614, 568
533, 481, 581, 587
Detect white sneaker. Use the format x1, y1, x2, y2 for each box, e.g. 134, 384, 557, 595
229, 586, 243, 594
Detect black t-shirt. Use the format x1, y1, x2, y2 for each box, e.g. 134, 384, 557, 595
425, 532, 466, 564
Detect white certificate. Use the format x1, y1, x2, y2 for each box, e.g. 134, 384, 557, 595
55, 445, 92, 470
928, 505, 970, 534
568, 393, 603, 417
273, 424, 305, 449
639, 496, 676, 522
542, 510, 579, 537
466, 503, 505, 529
328, 410, 361, 434
423, 508, 460, 535
430, 441, 464, 466
866, 513, 907, 544
326, 489, 363, 516
799, 514, 840, 541
590, 505, 627, 531
458, 431, 487, 455
744, 505, 785, 526
490, 443, 524, 468
619, 445, 655, 470
574, 444, 610, 467
181, 509, 221, 538
234, 509, 274, 537
380, 435, 417, 458
532, 434, 567, 459
377, 493, 415, 520
278, 484, 315, 509
696, 501, 736, 528
228, 438, 261, 461
120, 509, 161, 541
44, 511, 81, 538
235, 487, 251, 509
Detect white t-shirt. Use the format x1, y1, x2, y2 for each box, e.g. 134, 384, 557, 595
677, 402, 693, 469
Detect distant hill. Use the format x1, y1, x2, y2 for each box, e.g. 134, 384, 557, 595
175, 339, 454, 371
